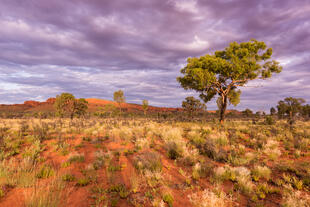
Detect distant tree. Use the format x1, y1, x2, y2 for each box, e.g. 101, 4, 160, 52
74, 98, 88, 118
94, 104, 117, 118
177, 39, 282, 123
270, 107, 276, 115
255, 111, 264, 118
242, 108, 253, 117
142, 100, 149, 116
301, 104, 310, 119
54, 93, 88, 119
113, 90, 125, 115
104, 104, 117, 117
276, 97, 305, 124
54, 93, 75, 118
182, 96, 206, 118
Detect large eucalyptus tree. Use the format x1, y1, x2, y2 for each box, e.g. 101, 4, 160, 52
177, 39, 282, 123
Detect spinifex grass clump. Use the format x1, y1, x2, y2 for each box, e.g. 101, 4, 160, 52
134, 151, 162, 173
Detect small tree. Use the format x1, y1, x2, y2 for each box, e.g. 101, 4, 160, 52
94, 104, 117, 118
74, 98, 88, 118
301, 104, 310, 119
276, 97, 305, 124
105, 104, 117, 117
54, 93, 88, 119
54, 93, 75, 118
142, 100, 149, 116
242, 108, 253, 117
113, 90, 125, 115
177, 39, 282, 123
270, 107, 276, 115
182, 96, 206, 118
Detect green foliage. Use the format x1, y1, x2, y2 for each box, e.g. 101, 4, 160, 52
182, 96, 206, 118
301, 104, 310, 119
270, 107, 276, 115
277, 97, 306, 123
163, 193, 174, 207
36, 165, 55, 179
113, 90, 125, 114
177, 39, 282, 122
0, 187, 4, 198
265, 116, 275, 125
95, 104, 117, 117
54, 93, 88, 119
54, 93, 75, 118
68, 153, 85, 163
74, 98, 88, 118
242, 108, 253, 117
32, 123, 49, 141
142, 99, 149, 115
113, 90, 125, 104
108, 164, 121, 172
107, 184, 129, 199
62, 174, 75, 182
22, 140, 44, 162
166, 141, 183, 160
76, 178, 90, 186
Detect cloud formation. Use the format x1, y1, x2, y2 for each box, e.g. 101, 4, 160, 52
0, 0, 309, 110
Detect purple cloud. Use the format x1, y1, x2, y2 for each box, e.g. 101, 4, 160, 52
0, 0, 309, 111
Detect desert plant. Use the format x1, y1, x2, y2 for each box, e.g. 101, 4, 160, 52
25, 177, 65, 207
134, 151, 162, 173
36, 165, 55, 179
68, 153, 85, 163
162, 193, 174, 207
188, 188, 233, 207
251, 165, 271, 181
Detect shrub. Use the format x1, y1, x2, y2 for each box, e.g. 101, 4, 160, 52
76, 178, 90, 186
36, 165, 54, 179
68, 153, 85, 163
108, 164, 121, 172
24, 177, 65, 207
265, 116, 275, 125
134, 151, 162, 173
188, 188, 233, 207
32, 123, 49, 141
107, 184, 129, 199
251, 166, 271, 181
162, 193, 174, 207
192, 162, 213, 180
282, 188, 310, 207
62, 174, 75, 182
166, 141, 184, 160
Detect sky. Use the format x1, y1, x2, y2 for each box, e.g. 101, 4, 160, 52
0, 0, 309, 111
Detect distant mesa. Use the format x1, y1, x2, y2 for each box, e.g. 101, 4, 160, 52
46, 98, 56, 104
23, 100, 41, 107
0, 97, 242, 114
0, 97, 182, 114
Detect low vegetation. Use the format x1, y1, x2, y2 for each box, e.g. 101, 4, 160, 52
0, 117, 308, 207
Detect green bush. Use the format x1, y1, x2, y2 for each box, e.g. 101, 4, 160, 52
163, 193, 174, 207
62, 174, 75, 182
36, 165, 54, 179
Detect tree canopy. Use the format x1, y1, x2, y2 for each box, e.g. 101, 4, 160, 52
142, 100, 149, 115
182, 96, 206, 118
277, 97, 305, 122
177, 39, 282, 122
113, 90, 125, 114
54, 93, 88, 119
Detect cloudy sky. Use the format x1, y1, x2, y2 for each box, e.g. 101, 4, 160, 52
0, 0, 309, 111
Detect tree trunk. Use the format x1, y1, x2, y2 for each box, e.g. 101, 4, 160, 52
119, 103, 122, 117
219, 95, 228, 124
